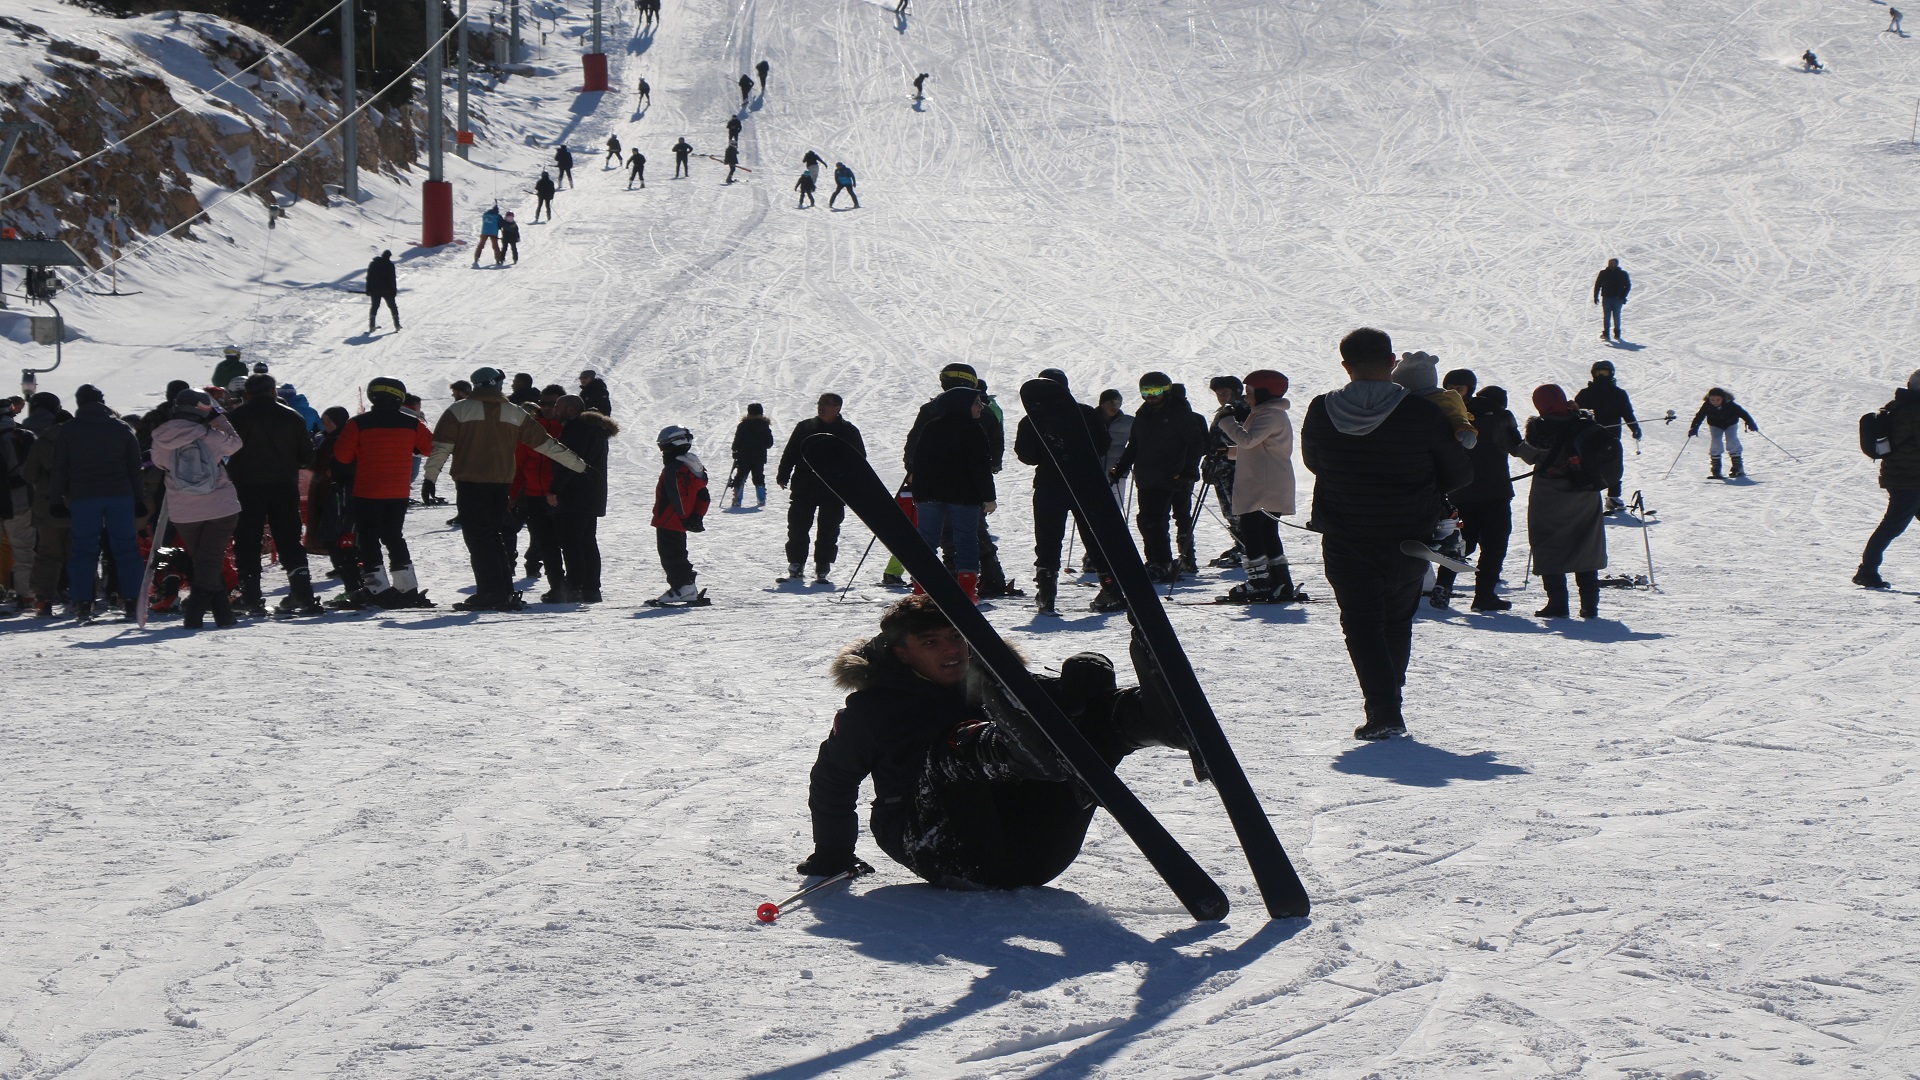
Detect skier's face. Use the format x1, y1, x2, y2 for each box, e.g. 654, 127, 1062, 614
1708, 395, 1724, 407
893, 627, 969, 686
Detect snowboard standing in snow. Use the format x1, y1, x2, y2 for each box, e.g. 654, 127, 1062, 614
1020, 378, 1311, 919
801, 431, 1232, 922
135, 499, 172, 628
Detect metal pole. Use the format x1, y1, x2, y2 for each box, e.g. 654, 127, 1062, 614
426, 0, 444, 183
1661, 434, 1694, 479
592, 0, 603, 55
108, 198, 120, 294
341, 0, 358, 200
1911, 96, 1917, 144
455, 0, 470, 160
510, 0, 520, 63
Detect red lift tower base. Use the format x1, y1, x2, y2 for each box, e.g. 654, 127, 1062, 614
422, 180, 454, 247
582, 52, 609, 91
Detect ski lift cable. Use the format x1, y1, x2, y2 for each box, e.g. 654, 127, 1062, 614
0, 0, 350, 208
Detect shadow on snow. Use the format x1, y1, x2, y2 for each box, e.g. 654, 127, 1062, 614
1331, 739, 1528, 788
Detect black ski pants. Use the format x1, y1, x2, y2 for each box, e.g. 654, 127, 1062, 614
675, 154, 691, 177
730, 457, 767, 490
456, 481, 516, 602
534, 195, 553, 221
368, 292, 399, 329
1237, 511, 1284, 564
1863, 488, 1920, 570
786, 492, 844, 568
234, 483, 312, 601
352, 497, 412, 575
556, 512, 601, 594
1321, 533, 1428, 727
557, 164, 573, 188
1134, 483, 1193, 568
519, 496, 564, 592
657, 527, 695, 588
174, 513, 238, 607
1446, 498, 1512, 599
830, 182, 859, 208
1031, 485, 1100, 574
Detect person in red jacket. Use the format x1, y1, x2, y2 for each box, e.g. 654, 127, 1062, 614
331, 376, 436, 608
510, 403, 566, 600
650, 425, 710, 606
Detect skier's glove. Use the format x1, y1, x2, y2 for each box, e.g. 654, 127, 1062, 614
796, 852, 872, 877
421, 479, 437, 502
686, 515, 706, 532
1744, 423, 1758, 432
1687, 427, 1700, 438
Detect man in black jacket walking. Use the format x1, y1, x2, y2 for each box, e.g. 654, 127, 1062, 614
1593, 258, 1631, 341
48, 385, 145, 621
366, 249, 400, 333
1574, 359, 1642, 510
1012, 368, 1109, 614
777, 393, 864, 582
1111, 372, 1206, 582
227, 373, 319, 614
1301, 328, 1473, 740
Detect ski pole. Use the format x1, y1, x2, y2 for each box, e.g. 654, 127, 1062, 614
1661, 434, 1694, 479
1064, 526, 1076, 574
836, 480, 907, 603
1752, 429, 1801, 462
1630, 489, 1657, 588
756, 862, 873, 923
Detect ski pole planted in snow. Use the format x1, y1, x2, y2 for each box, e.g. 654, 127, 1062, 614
836, 479, 908, 603
756, 863, 873, 923
1753, 429, 1801, 462
1630, 489, 1657, 588
1661, 434, 1694, 479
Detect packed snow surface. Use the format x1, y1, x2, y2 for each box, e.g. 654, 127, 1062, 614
4, 0, 1920, 1076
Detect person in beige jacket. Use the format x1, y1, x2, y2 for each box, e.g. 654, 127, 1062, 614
423, 366, 586, 611
1214, 370, 1301, 602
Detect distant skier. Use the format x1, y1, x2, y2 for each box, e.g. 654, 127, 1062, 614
499, 212, 521, 263
626, 149, 646, 189
554, 145, 574, 188
651, 425, 710, 606
894, 0, 909, 16
727, 403, 775, 508
1890, 8, 1904, 34
913, 72, 929, 102
365, 249, 400, 333
637, 76, 651, 105
673, 137, 694, 177
1855, 370, 1920, 588
1802, 50, 1822, 72
605, 134, 623, 167
755, 59, 770, 91
1592, 257, 1630, 341
474, 205, 503, 266
1687, 387, 1759, 479
1574, 359, 1642, 511
795, 170, 816, 208
723, 143, 741, 184
212, 345, 248, 391
797, 594, 1196, 892
533, 172, 556, 222
802, 149, 823, 185
830, 161, 860, 208
738, 73, 755, 105
727, 115, 742, 145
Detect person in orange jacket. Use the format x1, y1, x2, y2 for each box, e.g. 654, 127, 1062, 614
331, 376, 436, 608
650, 425, 710, 606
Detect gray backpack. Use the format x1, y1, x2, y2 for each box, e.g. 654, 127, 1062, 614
169, 434, 223, 495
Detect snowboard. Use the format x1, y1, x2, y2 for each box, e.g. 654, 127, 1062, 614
1020, 378, 1311, 919
135, 500, 172, 629
646, 589, 712, 608
801, 432, 1231, 922
1400, 539, 1474, 575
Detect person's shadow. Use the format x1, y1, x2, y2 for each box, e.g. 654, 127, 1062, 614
1331, 739, 1528, 788
747, 884, 1303, 1080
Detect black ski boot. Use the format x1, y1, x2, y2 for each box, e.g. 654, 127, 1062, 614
1535, 575, 1571, 618
1034, 566, 1059, 615
1577, 573, 1600, 618
1210, 547, 1242, 568
1430, 568, 1456, 609
211, 593, 238, 628
1854, 566, 1891, 589
1709, 454, 1723, 479
181, 592, 207, 629
1470, 588, 1512, 611
1225, 556, 1272, 603
1088, 575, 1126, 612
1729, 454, 1745, 479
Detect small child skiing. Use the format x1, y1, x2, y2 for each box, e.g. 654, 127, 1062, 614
627, 149, 646, 189
651, 426, 711, 606
1688, 387, 1760, 479
605, 134, 623, 167
1802, 50, 1822, 72
728, 404, 775, 506
498, 212, 520, 264
795, 169, 816, 208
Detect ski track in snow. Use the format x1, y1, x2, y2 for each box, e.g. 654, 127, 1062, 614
4, 0, 1920, 1075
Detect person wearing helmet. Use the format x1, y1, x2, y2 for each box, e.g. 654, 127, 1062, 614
423, 367, 587, 612
333, 376, 438, 609
211, 346, 247, 390
1204, 374, 1249, 569
1110, 371, 1206, 583
1574, 359, 1642, 512
1213, 370, 1303, 603
650, 425, 711, 606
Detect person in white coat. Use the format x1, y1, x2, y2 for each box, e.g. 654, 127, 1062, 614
1214, 370, 1301, 601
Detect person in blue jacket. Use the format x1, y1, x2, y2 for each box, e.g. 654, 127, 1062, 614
474, 205, 503, 265
277, 384, 322, 434
830, 162, 860, 208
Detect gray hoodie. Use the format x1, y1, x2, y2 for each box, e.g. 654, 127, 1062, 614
1321, 380, 1408, 437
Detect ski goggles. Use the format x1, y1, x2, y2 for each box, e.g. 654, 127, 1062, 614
1139, 383, 1171, 398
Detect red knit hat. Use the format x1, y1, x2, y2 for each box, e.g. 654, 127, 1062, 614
1532, 383, 1570, 416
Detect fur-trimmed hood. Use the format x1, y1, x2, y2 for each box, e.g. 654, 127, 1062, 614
830, 635, 1025, 702
574, 410, 621, 436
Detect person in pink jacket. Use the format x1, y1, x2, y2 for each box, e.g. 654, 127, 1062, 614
149, 390, 244, 628
1214, 370, 1302, 602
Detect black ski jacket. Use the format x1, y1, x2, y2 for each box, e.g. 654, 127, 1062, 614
731, 415, 775, 465
1013, 400, 1110, 492
581, 377, 613, 416
1688, 391, 1757, 434
550, 412, 618, 516
535, 175, 556, 199
777, 415, 867, 501
1300, 387, 1473, 541
909, 390, 996, 505
1593, 265, 1631, 301
48, 402, 143, 504
1453, 391, 1524, 504
365, 254, 397, 298
904, 394, 1004, 475
1574, 377, 1641, 439
1876, 387, 1920, 490
225, 396, 316, 486
1113, 386, 1206, 490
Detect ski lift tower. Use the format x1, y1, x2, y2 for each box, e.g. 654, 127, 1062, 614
0, 234, 84, 395
581, 0, 608, 91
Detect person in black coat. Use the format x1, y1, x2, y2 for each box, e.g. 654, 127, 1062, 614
226, 373, 319, 613
578, 369, 614, 415
547, 395, 620, 602
902, 363, 1012, 595
534, 171, 557, 221
365, 249, 399, 333
776, 393, 865, 581
553, 145, 574, 188
1111, 372, 1206, 581
1441, 374, 1524, 611
1300, 328, 1473, 740
1574, 359, 1641, 508
1687, 387, 1759, 479
48, 385, 146, 619
673, 138, 694, 177
799, 595, 1193, 889
1011, 368, 1109, 614
910, 387, 996, 602
1515, 385, 1614, 619
728, 403, 776, 507
1593, 258, 1631, 341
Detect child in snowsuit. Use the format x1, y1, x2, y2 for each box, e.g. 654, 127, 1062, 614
652, 425, 710, 605
499, 212, 520, 263
605, 135, 623, 167
795, 170, 816, 207
627, 149, 646, 189
1688, 387, 1760, 478
728, 404, 775, 506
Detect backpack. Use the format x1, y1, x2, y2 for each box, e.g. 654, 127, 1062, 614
169, 434, 223, 495
1861, 409, 1894, 459
1546, 416, 1622, 492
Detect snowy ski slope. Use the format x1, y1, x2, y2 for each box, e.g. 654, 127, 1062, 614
5, 0, 1920, 1075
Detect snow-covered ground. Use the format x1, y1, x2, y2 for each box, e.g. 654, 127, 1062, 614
5, 0, 1920, 1075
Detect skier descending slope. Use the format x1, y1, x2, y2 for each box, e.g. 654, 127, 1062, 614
1688, 388, 1760, 480
1574, 359, 1642, 511
1300, 328, 1472, 741
800, 595, 1199, 891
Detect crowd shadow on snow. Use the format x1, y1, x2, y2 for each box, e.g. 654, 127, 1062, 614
750, 884, 1302, 1080
1331, 739, 1527, 788
627, 25, 654, 54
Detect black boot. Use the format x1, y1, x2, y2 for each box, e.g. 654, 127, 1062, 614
1430, 567, 1455, 609
211, 593, 238, 628
1089, 575, 1126, 612
1577, 573, 1600, 618
1729, 454, 1745, 479
182, 592, 207, 630
1535, 574, 1570, 618
1709, 454, 1723, 479
1034, 566, 1059, 615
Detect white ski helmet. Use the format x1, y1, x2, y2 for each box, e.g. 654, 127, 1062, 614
657, 425, 694, 451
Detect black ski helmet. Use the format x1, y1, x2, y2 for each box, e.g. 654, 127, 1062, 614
657, 425, 694, 451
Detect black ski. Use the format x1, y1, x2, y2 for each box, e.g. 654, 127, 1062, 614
1021, 378, 1311, 919
800, 432, 1230, 922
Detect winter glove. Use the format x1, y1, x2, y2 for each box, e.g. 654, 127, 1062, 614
686, 515, 706, 532
49, 499, 69, 519
1687, 426, 1700, 438
1456, 430, 1478, 449
796, 852, 872, 877
421, 479, 437, 502
1744, 422, 1758, 432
